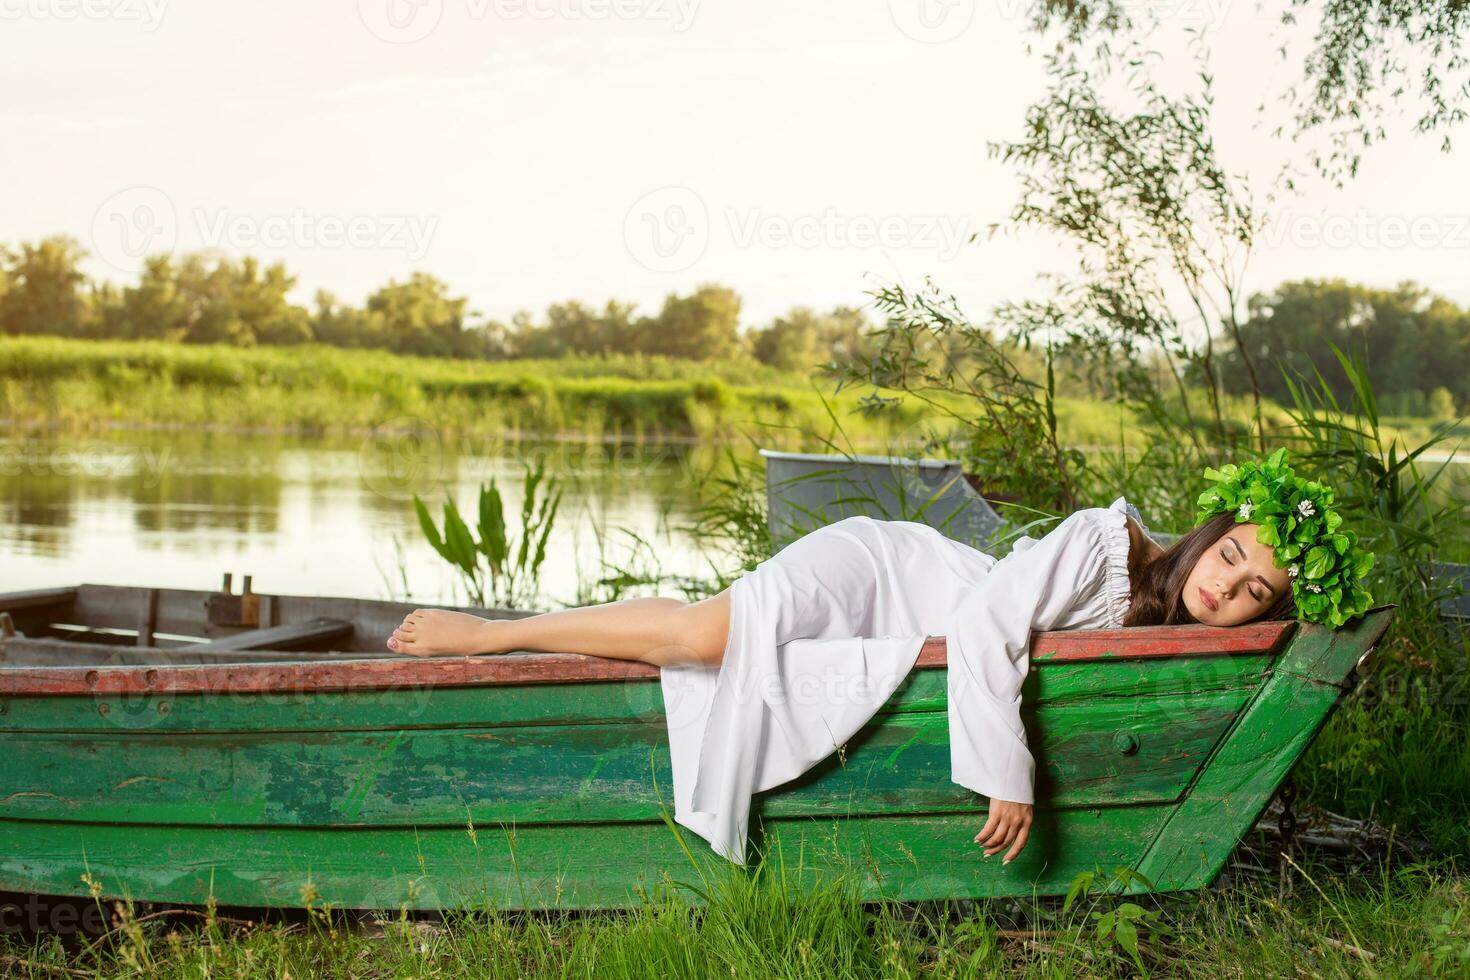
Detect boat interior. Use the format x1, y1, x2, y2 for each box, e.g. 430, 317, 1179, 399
0, 579, 535, 667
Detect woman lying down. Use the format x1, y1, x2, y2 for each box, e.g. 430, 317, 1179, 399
383, 448, 1374, 868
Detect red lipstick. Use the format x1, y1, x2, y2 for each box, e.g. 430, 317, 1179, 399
1199, 587, 1219, 612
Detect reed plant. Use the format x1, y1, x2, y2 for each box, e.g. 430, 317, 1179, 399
412, 456, 563, 609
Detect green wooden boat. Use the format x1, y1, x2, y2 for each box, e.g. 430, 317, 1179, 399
0, 579, 1394, 911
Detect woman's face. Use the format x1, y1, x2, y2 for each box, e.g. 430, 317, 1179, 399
1182, 522, 1292, 626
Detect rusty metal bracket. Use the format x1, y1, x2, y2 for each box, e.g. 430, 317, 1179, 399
205, 572, 261, 628
1277, 776, 1298, 853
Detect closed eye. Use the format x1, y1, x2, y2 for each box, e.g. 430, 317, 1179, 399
1221, 547, 1263, 602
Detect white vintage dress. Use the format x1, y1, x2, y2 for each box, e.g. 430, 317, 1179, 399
658, 495, 1150, 865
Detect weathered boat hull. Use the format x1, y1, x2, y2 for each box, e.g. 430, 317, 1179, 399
0, 581, 1394, 910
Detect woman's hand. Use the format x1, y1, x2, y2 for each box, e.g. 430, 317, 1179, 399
975, 798, 1032, 863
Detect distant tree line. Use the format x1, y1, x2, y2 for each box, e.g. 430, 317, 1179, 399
0, 236, 1463, 417
0, 236, 875, 371
1212, 279, 1467, 419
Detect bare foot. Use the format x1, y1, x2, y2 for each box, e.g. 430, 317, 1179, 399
386, 609, 499, 657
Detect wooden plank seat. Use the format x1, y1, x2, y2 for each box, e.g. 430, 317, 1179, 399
0, 636, 401, 667
187, 616, 356, 652
0, 587, 78, 615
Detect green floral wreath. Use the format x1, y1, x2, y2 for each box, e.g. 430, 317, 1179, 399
1195, 446, 1375, 628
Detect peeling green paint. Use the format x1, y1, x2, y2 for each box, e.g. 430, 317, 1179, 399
882, 733, 923, 770
577, 756, 607, 796
0, 608, 1392, 910
341, 730, 406, 820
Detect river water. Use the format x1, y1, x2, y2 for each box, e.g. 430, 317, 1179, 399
0, 427, 727, 612
2, 427, 1465, 614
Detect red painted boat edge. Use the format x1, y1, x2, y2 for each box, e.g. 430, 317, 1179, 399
0, 620, 1296, 696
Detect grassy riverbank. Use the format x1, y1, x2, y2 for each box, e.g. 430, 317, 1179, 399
4, 847, 1467, 977
0, 335, 920, 444
2, 335, 1462, 453
2, 334, 1467, 976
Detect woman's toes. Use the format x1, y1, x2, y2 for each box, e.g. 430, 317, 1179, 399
378, 610, 493, 658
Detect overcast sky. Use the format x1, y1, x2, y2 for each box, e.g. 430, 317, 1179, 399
3, 0, 1466, 331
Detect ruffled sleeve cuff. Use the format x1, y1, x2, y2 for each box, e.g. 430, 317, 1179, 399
1103, 496, 1138, 628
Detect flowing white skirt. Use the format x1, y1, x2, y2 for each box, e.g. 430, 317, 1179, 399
658, 515, 999, 864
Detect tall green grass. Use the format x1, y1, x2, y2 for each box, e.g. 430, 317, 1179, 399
4, 851, 1466, 977
0, 335, 924, 442
3, 335, 1462, 455
4, 336, 1469, 976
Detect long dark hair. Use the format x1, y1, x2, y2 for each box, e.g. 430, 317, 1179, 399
1123, 511, 1297, 627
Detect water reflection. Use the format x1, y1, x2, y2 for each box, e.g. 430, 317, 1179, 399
4, 430, 1464, 610
0, 428, 725, 609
